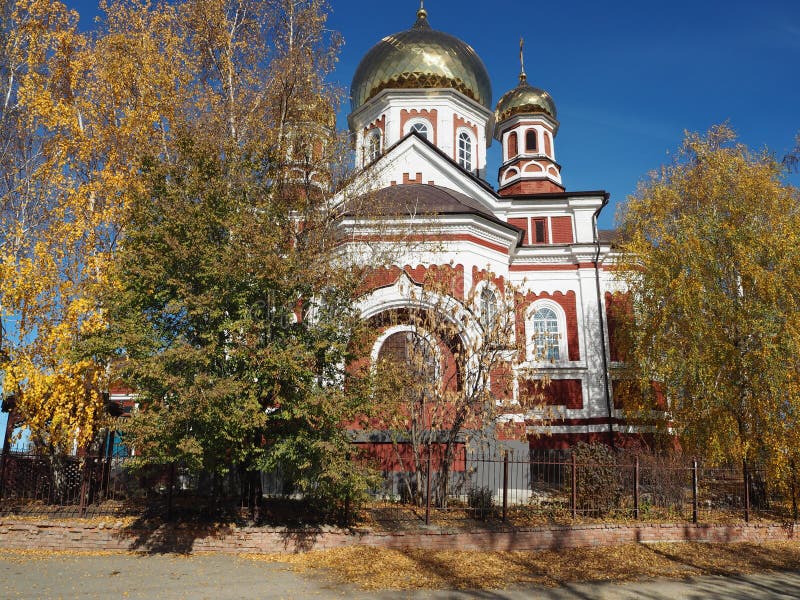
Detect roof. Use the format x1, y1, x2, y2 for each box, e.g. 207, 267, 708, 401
349, 8, 492, 111
598, 229, 620, 245
343, 183, 521, 235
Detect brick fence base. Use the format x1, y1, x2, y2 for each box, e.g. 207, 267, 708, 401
0, 519, 796, 554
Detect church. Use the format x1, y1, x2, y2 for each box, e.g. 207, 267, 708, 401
337, 5, 627, 453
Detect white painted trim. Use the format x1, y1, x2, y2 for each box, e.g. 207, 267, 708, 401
525, 299, 569, 364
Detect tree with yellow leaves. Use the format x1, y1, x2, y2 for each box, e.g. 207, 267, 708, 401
615, 125, 800, 483
0, 0, 351, 466
0, 0, 108, 451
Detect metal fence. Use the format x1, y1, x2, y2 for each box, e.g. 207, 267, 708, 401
361, 448, 799, 526
1, 444, 797, 526
0, 446, 140, 517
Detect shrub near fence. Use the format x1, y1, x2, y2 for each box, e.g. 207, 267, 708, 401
1, 442, 798, 527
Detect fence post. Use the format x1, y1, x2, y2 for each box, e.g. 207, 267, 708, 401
79, 453, 91, 517
425, 444, 432, 526
692, 458, 698, 524
633, 455, 640, 520
571, 453, 577, 520
792, 459, 798, 523
0, 408, 14, 500
101, 431, 115, 498
743, 459, 750, 523
167, 463, 175, 521
502, 453, 509, 523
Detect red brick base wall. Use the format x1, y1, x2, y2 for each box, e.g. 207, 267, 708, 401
0, 519, 796, 554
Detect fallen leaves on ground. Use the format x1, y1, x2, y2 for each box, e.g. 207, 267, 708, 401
0, 549, 122, 563
246, 542, 800, 590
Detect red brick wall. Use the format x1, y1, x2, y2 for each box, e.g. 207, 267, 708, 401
400, 108, 438, 145
522, 378, 582, 409
359, 264, 465, 300
604, 292, 630, 362
550, 216, 573, 244
498, 178, 564, 196
508, 218, 528, 244
517, 291, 580, 361
490, 362, 513, 401
540, 378, 583, 409
529, 429, 651, 450
1, 519, 794, 554
356, 442, 466, 472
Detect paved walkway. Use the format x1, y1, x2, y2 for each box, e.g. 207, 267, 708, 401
1, 552, 798, 599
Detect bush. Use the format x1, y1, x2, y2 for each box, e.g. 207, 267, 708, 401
467, 486, 495, 519
630, 449, 689, 514
569, 442, 623, 516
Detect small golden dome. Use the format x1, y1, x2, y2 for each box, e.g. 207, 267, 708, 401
495, 74, 557, 123
350, 9, 492, 111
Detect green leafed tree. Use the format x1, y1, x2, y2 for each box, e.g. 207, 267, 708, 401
615, 125, 800, 482
102, 133, 373, 512
76, 0, 378, 513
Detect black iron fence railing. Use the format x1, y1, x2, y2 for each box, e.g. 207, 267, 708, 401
0, 445, 796, 526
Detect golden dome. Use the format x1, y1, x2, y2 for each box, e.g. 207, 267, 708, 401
350, 8, 492, 112
495, 74, 557, 123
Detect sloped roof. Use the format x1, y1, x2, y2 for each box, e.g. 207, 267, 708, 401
344, 183, 521, 235
598, 229, 620, 245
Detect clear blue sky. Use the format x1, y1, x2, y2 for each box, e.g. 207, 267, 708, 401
57, 0, 799, 229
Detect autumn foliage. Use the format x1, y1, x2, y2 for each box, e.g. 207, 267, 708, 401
0, 0, 373, 509
615, 125, 800, 480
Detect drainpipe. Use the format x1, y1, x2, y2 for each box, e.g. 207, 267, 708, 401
592, 193, 615, 449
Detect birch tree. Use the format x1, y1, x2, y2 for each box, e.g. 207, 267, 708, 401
615, 125, 800, 481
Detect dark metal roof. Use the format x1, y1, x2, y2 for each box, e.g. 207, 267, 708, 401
598, 229, 620, 245
344, 183, 521, 235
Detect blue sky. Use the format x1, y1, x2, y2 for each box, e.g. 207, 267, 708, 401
57, 0, 799, 229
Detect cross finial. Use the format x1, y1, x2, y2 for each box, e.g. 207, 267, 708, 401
519, 37, 527, 85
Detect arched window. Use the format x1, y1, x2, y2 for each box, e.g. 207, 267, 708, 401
479, 287, 498, 331
507, 131, 518, 157
457, 131, 473, 171
409, 121, 430, 140
366, 130, 381, 164
525, 129, 537, 152
532, 307, 560, 361
377, 330, 437, 382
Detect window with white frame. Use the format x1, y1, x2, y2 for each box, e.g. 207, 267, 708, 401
407, 119, 431, 141
366, 130, 381, 164
457, 130, 473, 171
530, 306, 561, 361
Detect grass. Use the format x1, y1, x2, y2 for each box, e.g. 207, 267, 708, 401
246, 541, 800, 590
